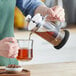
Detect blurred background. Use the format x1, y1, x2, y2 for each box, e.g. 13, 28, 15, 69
14, 0, 76, 29
14, 0, 76, 65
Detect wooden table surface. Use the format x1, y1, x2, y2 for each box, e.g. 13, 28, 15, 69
23, 62, 76, 76
1, 62, 76, 76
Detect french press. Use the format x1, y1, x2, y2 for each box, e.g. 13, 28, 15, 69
26, 13, 69, 49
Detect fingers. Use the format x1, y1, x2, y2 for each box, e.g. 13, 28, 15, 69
57, 15, 65, 22
55, 9, 65, 18
8, 47, 19, 58
9, 52, 18, 58
53, 7, 65, 22
51, 6, 63, 15
0, 37, 19, 58
48, 6, 65, 22
12, 46, 19, 58
5, 42, 19, 58
5, 42, 19, 50
3, 37, 17, 43
46, 16, 57, 21
10, 53, 18, 58
47, 8, 55, 17
8, 50, 18, 58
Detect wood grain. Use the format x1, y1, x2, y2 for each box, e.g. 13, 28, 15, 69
21, 62, 76, 76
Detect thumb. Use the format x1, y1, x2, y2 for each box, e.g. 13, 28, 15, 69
47, 8, 55, 17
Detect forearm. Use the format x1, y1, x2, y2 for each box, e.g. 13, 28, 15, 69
34, 5, 49, 16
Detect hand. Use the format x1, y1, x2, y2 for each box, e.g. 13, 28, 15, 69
0, 37, 19, 58
46, 6, 65, 22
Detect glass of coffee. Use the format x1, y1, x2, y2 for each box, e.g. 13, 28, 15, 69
17, 39, 33, 61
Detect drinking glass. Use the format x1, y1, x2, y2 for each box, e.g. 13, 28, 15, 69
17, 39, 33, 61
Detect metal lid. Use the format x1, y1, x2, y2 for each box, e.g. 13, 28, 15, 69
28, 13, 43, 31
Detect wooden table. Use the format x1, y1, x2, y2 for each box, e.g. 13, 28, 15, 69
23, 62, 76, 76
1, 62, 76, 76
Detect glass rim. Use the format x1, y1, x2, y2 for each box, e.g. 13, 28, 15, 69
17, 39, 33, 48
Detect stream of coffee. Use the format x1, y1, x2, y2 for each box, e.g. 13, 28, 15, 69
29, 32, 32, 40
